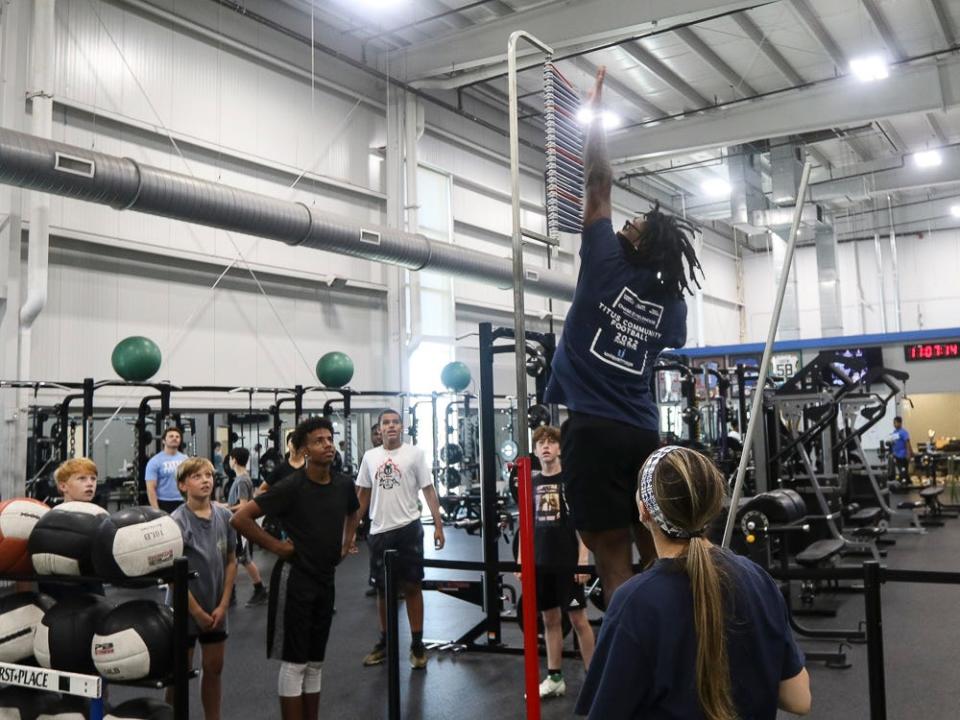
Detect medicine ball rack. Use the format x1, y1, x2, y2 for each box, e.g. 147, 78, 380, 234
0, 556, 193, 720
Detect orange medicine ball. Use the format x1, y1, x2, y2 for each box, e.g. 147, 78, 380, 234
0, 498, 50, 575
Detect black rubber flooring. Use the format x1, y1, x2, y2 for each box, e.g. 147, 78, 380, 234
100, 494, 960, 718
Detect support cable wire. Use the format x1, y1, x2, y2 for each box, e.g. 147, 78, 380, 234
80, 0, 353, 430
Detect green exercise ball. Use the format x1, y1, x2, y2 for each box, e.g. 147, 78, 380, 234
111, 336, 162, 382
316, 351, 354, 388
441, 361, 471, 393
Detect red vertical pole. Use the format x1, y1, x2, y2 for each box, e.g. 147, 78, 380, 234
516, 455, 542, 720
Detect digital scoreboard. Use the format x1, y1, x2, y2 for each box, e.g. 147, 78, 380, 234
903, 341, 960, 362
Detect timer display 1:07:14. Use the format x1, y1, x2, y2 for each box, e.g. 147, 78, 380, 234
904, 342, 960, 361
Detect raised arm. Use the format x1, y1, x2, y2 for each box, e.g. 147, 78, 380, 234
583, 66, 612, 227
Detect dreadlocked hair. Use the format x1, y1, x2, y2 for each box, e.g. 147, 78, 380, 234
634, 201, 703, 299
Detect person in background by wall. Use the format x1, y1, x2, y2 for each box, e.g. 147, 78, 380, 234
257, 433, 305, 496
145, 427, 188, 513
890, 416, 913, 486
212, 441, 226, 500
225, 447, 268, 607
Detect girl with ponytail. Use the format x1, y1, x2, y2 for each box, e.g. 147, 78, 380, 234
575, 446, 811, 719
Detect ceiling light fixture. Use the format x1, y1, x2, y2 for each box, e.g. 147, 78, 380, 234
576, 107, 621, 130
913, 150, 942, 168
951, 205, 960, 218
701, 178, 731, 197
849, 55, 889, 82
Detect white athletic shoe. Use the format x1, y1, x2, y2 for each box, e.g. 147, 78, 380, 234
539, 675, 566, 698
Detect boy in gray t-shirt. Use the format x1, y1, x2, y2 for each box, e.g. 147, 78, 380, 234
165, 457, 236, 718
225, 447, 267, 607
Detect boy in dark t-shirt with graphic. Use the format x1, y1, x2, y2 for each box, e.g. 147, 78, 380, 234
517, 426, 595, 699
232, 417, 360, 720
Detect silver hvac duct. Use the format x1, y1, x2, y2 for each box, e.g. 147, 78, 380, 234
0, 127, 575, 300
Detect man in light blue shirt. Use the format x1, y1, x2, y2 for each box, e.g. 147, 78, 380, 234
145, 426, 188, 513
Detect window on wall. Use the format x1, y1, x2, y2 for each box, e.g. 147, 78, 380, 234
416, 166, 452, 237
408, 341, 454, 395
407, 341, 456, 495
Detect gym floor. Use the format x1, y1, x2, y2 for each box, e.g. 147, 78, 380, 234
105, 491, 960, 719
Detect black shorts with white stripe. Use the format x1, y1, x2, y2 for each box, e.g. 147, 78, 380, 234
266, 560, 336, 663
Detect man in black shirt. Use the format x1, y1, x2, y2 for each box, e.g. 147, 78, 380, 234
232, 417, 360, 720
257, 433, 306, 495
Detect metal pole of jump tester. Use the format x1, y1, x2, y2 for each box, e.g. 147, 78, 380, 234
385, 549, 401, 720
507, 30, 553, 720
863, 561, 887, 720
722, 162, 813, 548
509, 30, 553, 720
508, 29, 552, 461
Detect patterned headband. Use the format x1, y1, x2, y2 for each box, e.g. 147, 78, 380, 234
639, 445, 703, 540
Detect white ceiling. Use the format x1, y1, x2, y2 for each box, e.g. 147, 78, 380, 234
252, 0, 960, 234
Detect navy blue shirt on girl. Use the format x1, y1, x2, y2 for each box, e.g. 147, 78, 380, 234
545, 218, 687, 431
576, 550, 805, 720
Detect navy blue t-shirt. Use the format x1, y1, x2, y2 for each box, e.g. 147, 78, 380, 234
576, 550, 804, 720
545, 218, 687, 430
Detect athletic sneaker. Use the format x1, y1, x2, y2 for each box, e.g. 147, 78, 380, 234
246, 586, 269, 607
363, 642, 386, 666
539, 675, 565, 698
410, 643, 428, 670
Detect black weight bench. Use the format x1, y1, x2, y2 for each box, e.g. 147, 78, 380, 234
796, 538, 845, 568
847, 507, 883, 526
900, 486, 957, 526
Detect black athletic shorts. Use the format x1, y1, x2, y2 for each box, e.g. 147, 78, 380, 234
561, 411, 660, 532
368, 519, 425, 591
158, 498, 183, 514
267, 560, 336, 663
235, 530, 251, 565
189, 630, 228, 646
535, 569, 586, 613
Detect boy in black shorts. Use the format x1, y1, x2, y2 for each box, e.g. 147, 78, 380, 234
517, 426, 595, 698
167, 457, 236, 720
544, 67, 699, 599
356, 409, 445, 669
232, 417, 360, 720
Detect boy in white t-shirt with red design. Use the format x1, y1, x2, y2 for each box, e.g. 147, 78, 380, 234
355, 409, 445, 670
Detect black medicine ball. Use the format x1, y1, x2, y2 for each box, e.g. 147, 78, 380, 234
28, 502, 108, 576
0, 686, 48, 720
92, 600, 174, 681
33, 594, 113, 674
104, 698, 174, 720
36, 693, 89, 719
